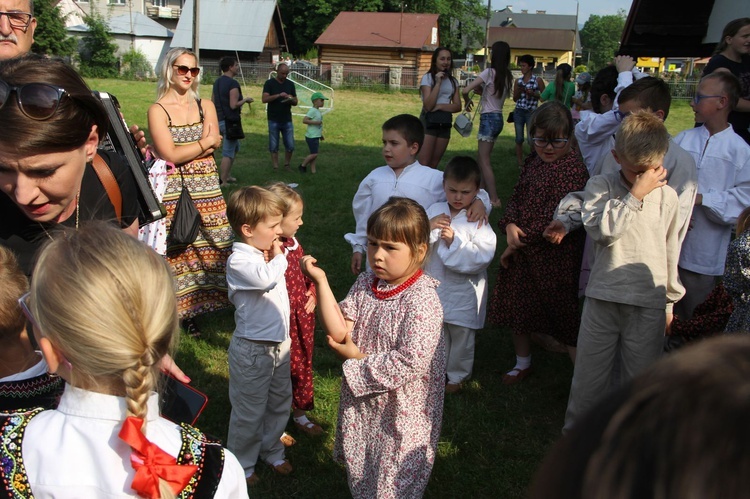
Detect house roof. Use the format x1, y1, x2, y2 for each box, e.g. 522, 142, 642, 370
488, 27, 575, 52
618, 0, 743, 57
68, 12, 172, 38
171, 0, 277, 52
491, 7, 577, 30
315, 12, 440, 50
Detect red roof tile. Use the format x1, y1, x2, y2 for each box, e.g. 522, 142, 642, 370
315, 12, 440, 50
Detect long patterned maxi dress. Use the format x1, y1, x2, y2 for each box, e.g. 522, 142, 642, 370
161, 106, 233, 319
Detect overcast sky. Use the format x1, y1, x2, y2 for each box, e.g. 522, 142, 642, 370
494, 0, 634, 25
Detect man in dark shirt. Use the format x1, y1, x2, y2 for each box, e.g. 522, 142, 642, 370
262, 63, 298, 170
212, 56, 253, 183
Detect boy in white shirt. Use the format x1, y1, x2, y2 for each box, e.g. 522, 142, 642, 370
425, 157, 497, 393
673, 72, 750, 319
345, 114, 490, 274
225, 186, 292, 486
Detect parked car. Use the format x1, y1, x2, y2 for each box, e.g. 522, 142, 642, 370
291, 60, 318, 79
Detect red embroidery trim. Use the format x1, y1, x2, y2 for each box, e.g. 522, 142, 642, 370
371, 269, 423, 300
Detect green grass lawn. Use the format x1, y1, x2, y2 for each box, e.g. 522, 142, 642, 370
88, 78, 696, 498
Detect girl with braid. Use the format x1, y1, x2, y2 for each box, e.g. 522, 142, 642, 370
0, 223, 247, 498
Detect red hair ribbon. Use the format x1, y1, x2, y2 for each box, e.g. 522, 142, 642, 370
118, 416, 198, 498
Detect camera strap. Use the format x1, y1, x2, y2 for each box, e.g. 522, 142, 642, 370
91, 153, 123, 223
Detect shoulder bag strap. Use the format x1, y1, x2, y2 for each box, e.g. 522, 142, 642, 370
91, 153, 123, 223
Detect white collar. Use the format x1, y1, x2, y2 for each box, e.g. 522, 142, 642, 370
56, 384, 161, 423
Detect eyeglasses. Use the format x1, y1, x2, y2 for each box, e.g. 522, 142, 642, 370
692, 93, 723, 105
0, 11, 33, 30
614, 110, 631, 123
173, 65, 200, 77
531, 137, 569, 149
18, 292, 40, 333
0, 80, 69, 120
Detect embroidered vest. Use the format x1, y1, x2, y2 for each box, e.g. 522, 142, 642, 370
0, 409, 224, 498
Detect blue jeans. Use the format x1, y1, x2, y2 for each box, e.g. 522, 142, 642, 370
268, 120, 294, 153
514, 107, 534, 144
477, 112, 503, 142
219, 121, 240, 159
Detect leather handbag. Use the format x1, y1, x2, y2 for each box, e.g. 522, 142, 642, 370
169, 168, 201, 245
225, 118, 245, 140
453, 112, 473, 137
424, 110, 452, 128
507, 111, 515, 123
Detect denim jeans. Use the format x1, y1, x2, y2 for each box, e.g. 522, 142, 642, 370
268, 120, 294, 153
219, 120, 240, 158
513, 107, 534, 144
477, 112, 503, 142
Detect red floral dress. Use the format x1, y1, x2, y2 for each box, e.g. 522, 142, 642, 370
283, 237, 317, 411
489, 150, 589, 346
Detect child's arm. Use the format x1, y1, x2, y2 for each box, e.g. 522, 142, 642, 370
696, 157, 750, 227
665, 193, 686, 330
300, 255, 351, 343
227, 243, 287, 291
344, 175, 375, 273
465, 189, 492, 225
340, 290, 444, 398
437, 223, 497, 274
462, 75, 486, 110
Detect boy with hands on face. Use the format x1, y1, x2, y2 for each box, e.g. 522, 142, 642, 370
549, 112, 685, 433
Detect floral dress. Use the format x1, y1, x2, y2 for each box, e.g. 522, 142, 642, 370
159, 101, 234, 319
724, 230, 750, 333
489, 149, 589, 346
283, 237, 317, 411
336, 271, 445, 498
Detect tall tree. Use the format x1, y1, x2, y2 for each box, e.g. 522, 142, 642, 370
31, 0, 77, 56
579, 10, 627, 71
78, 13, 119, 78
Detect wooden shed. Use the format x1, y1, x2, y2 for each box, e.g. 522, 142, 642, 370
315, 12, 440, 74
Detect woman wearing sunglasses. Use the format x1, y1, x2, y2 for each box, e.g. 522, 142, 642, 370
148, 47, 233, 338
4, 223, 249, 498
0, 54, 141, 276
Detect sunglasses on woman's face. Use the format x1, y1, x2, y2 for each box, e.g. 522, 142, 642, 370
173, 65, 200, 77
0, 80, 69, 120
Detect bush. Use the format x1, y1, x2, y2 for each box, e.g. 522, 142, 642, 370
120, 48, 154, 80
575, 64, 588, 74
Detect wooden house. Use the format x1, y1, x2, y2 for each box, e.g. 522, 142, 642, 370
315, 12, 440, 74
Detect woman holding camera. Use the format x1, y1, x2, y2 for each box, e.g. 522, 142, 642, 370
419, 47, 461, 169
149, 47, 234, 338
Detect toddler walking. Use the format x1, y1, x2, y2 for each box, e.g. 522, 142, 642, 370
266, 182, 322, 436
300, 92, 328, 173
302, 197, 446, 498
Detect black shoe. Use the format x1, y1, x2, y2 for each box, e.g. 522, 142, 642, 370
181, 318, 201, 338
298, 164, 307, 173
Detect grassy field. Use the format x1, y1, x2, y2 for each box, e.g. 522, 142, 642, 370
89, 77, 696, 498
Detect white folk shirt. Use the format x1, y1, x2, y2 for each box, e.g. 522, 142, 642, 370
344, 161, 491, 251
227, 242, 290, 342
673, 125, 750, 275
425, 203, 497, 329
23, 385, 248, 498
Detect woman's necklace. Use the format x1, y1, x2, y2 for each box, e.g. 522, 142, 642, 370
38, 192, 80, 240
371, 269, 423, 300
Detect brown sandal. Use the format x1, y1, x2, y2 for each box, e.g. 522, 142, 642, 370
502, 367, 532, 385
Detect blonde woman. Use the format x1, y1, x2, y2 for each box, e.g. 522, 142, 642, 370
1, 223, 247, 497
148, 47, 233, 337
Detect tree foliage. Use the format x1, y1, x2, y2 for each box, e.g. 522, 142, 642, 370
78, 13, 119, 78
279, 0, 484, 58
579, 10, 627, 71
31, 0, 77, 56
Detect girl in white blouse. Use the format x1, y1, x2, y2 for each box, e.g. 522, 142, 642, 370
6, 223, 248, 499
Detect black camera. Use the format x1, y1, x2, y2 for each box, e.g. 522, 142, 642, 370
94, 91, 166, 226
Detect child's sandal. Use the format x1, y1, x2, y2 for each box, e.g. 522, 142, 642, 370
502, 367, 532, 385
294, 420, 324, 436
280, 432, 296, 447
